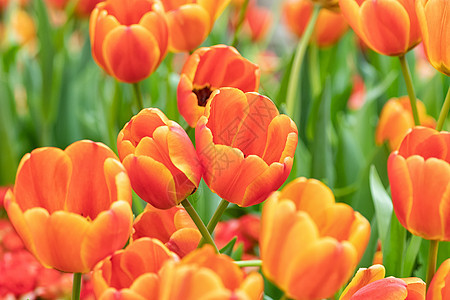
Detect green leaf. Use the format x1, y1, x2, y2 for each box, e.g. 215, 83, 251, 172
402, 235, 422, 277
219, 237, 237, 256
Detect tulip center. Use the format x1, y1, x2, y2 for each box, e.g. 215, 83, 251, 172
193, 86, 213, 107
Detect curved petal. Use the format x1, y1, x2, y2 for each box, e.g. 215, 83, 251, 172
350, 277, 407, 299
262, 114, 297, 164
129, 273, 159, 299
426, 258, 450, 300
166, 228, 201, 258
177, 74, 205, 127
103, 24, 160, 83
339, 264, 386, 300
14, 148, 70, 213
398, 126, 447, 160
139, 6, 168, 65
166, 4, 210, 52
132, 205, 178, 242
91, 11, 121, 71
82, 200, 133, 270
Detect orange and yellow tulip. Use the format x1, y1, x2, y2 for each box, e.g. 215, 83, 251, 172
283, 0, 349, 48
339, 0, 421, 56
117, 108, 202, 209
92, 237, 179, 299
376, 96, 436, 150
159, 245, 264, 300
427, 258, 450, 299
388, 126, 450, 240
339, 264, 425, 300
260, 177, 370, 299
132, 204, 201, 257
416, 0, 450, 76
196, 87, 297, 207
160, 0, 230, 52
89, 0, 168, 83
177, 45, 260, 128
3, 140, 133, 273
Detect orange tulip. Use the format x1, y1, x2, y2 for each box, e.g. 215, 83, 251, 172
196, 87, 297, 207
132, 204, 201, 257
260, 177, 370, 299
160, 0, 230, 52
339, 264, 425, 300
89, 0, 168, 83
339, 0, 421, 56
117, 108, 202, 209
159, 245, 264, 300
427, 258, 450, 299
376, 96, 436, 150
388, 126, 450, 240
177, 45, 260, 128
283, 0, 349, 48
229, 0, 273, 42
3, 140, 133, 273
92, 237, 179, 299
416, 0, 450, 76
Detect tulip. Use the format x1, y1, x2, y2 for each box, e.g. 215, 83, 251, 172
159, 245, 264, 300
89, 0, 168, 83
3, 140, 133, 273
196, 87, 297, 207
243, 2, 272, 42
339, 0, 421, 56
376, 96, 436, 150
416, 0, 450, 76
260, 177, 371, 299
215, 214, 260, 254
117, 108, 202, 209
388, 126, 450, 240
427, 258, 450, 299
283, 0, 349, 48
339, 264, 425, 300
160, 0, 230, 52
92, 237, 179, 299
132, 204, 201, 257
177, 45, 260, 128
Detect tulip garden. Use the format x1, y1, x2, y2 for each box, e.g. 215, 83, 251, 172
0, 0, 450, 299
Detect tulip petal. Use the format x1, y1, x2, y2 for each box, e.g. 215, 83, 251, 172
350, 277, 407, 299
103, 25, 160, 83
14, 148, 70, 213
82, 200, 133, 270
398, 126, 447, 160
262, 114, 297, 164
98, 288, 147, 300
359, 0, 410, 55
166, 228, 201, 258
402, 277, 426, 300
339, 264, 386, 300
24, 209, 90, 273
132, 206, 177, 242
65, 140, 119, 219
129, 273, 159, 299
166, 4, 210, 52
91, 11, 121, 71
129, 108, 169, 144
139, 9, 168, 65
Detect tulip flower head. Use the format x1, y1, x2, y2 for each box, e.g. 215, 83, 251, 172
89, 0, 169, 83
117, 108, 202, 209
283, 0, 349, 48
376, 96, 436, 150
416, 0, 450, 76
196, 87, 298, 207
339, 264, 425, 300
160, 0, 230, 52
427, 258, 450, 299
260, 177, 371, 299
339, 0, 421, 56
177, 45, 260, 128
388, 126, 450, 241
3, 140, 134, 273
132, 204, 201, 257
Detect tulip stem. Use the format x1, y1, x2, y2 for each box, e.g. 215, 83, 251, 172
436, 86, 450, 131
399, 55, 420, 126
181, 199, 219, 253
198, 199, 229, 247
231, 0, 250, 48
285, 4, 320, 119
426, 240, 439, 287
72, 273, 82, 300
234, 259, 262, 267
132, 82, 144, 111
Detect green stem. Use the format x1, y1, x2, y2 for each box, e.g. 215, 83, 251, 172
181, 199, 219, 253
399, 55, 420, 126
285, 4, 320, 119
72, 273, 82, 300
231, 0, 250, 48
426, 240, 439, 287
132, 82, 144, 111
234, 259, 262, 267
436, 86, 450, 131
198, 199, 229, 247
